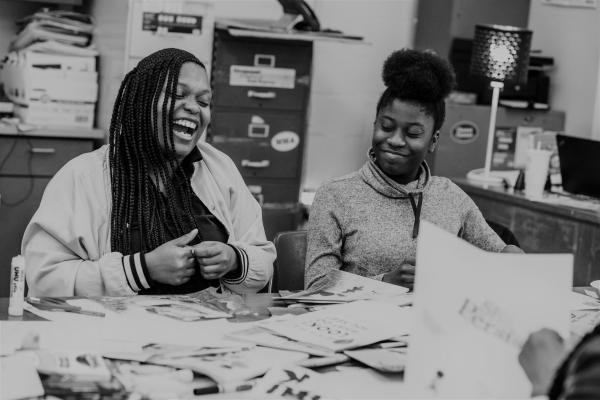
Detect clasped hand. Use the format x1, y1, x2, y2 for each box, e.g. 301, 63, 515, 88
145, 229, 238, 286
382, 258, 415, 290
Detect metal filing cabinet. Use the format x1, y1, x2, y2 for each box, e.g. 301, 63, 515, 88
209, 28, 311, 238
0, 133, 97, 297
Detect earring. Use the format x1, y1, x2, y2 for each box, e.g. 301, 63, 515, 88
368, 148, 376, 160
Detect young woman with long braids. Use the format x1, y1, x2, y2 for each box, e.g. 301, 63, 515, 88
305, 48, 522, 290
519, 325, 600, 399
22, 48, 274, 296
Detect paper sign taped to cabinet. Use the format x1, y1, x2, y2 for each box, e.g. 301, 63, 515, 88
229, 65, 296, 88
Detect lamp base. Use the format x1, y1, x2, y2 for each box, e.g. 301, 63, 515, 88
466, 168, 505, 186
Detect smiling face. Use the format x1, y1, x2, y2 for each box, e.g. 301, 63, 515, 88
156, 62, 211, 162
372, 98, 438, 184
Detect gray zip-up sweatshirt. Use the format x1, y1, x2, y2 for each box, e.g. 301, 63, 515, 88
305, 157, 505, 289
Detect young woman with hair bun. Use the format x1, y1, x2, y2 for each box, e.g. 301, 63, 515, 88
305, 48, 521, 291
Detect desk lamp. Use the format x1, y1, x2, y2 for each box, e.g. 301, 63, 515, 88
467, 24, 532, 185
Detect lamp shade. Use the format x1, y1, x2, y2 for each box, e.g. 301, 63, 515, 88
470, 24, 532, 85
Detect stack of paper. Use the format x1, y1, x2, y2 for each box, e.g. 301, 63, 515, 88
10, 9, 94, 52
280, 269, 410, 304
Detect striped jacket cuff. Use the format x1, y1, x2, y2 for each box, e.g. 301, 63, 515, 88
222, 244, 249, 285
121, 252, 152, 292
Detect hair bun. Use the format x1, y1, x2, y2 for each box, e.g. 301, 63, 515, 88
382, 48, 456, 104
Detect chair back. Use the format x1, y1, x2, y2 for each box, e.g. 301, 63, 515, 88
486, 219, 520, 247
272, 230, 307, 292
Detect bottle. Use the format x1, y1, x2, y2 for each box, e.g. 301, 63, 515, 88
8, 255, 25, 316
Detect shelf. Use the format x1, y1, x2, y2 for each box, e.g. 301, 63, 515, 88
0, 123, 105, 140
15, 0, 82, 5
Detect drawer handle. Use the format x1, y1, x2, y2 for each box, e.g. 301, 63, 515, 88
30, 147, 56, 154
241, 159, 270, 168
247, 90, 276, 99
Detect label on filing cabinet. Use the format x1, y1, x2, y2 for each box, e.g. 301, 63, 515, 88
230, 66, 295, 88
271, 131, 300, 152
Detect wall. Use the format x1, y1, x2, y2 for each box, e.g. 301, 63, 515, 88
414, 0, 529, 58
528, 0, 600, 140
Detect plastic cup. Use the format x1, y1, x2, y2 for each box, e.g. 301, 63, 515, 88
524, 149, 552, 199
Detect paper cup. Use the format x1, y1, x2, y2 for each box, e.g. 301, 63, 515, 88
524, 149, 552, 199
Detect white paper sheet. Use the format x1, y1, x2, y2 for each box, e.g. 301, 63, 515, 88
259, 301, 412, 352
0, 321, 104, 355
405, 221, 573, 398
0, 353, 44, 400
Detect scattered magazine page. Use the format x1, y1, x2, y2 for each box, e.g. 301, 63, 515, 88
1, 354, 44, 400
306, 365, 407, 399
344, 347, 407, 373
109, 361, 216, 400
102, 340, 254, 363
23, 351, 111, 380
144, 302, 231, 321
0, 321, 104, 355
91, 287, 249, 320
226, 325, 335, 357
259, 301, 412, 352
569, 291, 600, 311
570, 310, 600, 346
405, 221, 573, 398
147, 346, 308, 384
252, 365, 330, 400
280, 269, 409, 304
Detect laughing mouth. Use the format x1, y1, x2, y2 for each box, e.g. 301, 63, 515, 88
172, 119, 198, 141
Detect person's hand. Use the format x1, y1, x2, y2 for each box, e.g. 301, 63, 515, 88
192, 241, 239, 280
145, 229, 198, 286
518, 328, 567, 397
382, 259, 415, 290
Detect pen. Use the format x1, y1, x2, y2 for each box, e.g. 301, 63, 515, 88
193, 380, 256, 395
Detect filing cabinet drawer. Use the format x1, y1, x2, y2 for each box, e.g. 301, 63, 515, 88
210, 109, 303, 139
210, 110, 303, 179
245, 179, 301, 204
0, 136, 94, 177
212, 29, 312, 110
213, 140, 301, 179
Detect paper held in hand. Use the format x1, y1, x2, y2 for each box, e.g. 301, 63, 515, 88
405, 221, 573, 398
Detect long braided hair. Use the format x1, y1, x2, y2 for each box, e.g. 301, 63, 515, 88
109, 48, 204, 254
547, 323, 600, 399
